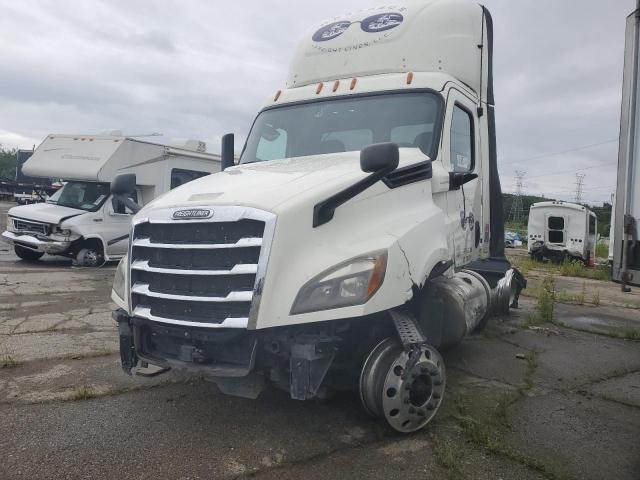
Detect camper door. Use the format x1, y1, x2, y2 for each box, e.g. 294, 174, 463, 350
546, 213, 567, 246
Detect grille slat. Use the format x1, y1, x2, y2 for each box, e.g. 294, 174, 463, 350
130, 211, 270, 328
132, 283, 253, 302
131, 259, 257, 276
132, 237, 262, 249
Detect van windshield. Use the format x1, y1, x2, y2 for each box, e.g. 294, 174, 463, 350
47, 181, 110, 212
241, 92, 442, 164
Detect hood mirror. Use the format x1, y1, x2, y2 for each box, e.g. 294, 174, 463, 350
360, 143, 399, 173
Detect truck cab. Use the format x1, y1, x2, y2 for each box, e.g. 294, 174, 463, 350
111, 0, 523, 433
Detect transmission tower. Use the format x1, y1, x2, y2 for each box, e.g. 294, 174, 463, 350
509, 170, 526, 223
575, 173, 586, 204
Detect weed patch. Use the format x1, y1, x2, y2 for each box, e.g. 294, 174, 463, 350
432, 437, 464, 480
70, 385, 96, 401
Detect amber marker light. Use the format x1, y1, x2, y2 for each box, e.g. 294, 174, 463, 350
274, 90, 281, 102
350, 78, 358, 90
332, 80, 340, 92
367, 252, 387, 298
406, 72, 414, 85
316, 82, 324, 94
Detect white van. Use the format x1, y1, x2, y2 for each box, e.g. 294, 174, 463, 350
528, 201, 597, 264
2, 133, 220, 266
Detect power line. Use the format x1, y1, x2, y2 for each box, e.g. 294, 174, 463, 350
521, 159, 617, 179
499, 138, 618, 166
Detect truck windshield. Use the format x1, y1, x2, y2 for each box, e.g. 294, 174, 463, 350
241, 92, 442, 164
46, 181, 110, 212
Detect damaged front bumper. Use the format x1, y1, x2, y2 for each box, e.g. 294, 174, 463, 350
112, 308, 340, 400
1, 230, 71, 254
112, 308, 257, 377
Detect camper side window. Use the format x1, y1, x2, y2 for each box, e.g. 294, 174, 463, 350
170, 169, 210, 189
450, 105, 474, 173
589, 215, 596, 234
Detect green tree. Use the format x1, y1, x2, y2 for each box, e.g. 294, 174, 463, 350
0, 145, 18, 181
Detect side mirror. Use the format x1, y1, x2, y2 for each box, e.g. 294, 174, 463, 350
111, 173, 136, 196
360, 143, 399, 173
449, 172, 478, 190
110, 173, 141, 214
221, 133, 235, 171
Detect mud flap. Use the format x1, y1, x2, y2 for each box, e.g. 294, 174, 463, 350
113, 309, 137, 375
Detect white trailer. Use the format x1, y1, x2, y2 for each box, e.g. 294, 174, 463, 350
612, 5, 640, 288
111, 0, 525, 433
2, 133, 220, 266
527, 201, 597, 265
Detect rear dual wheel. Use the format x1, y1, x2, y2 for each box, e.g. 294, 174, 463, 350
359, 338, 446, 433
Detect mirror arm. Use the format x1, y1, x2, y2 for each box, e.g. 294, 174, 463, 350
448, 172, 478, 191
313, 165, 395, 228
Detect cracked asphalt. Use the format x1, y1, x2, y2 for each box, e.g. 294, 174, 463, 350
1, 201, 639, 480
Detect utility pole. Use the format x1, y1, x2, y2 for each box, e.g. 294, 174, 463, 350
575, 173, 586, 204
509, 170, 526, 223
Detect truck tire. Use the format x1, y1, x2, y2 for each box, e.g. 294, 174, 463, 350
359, 338, 446, 433
76, 247, 104, 267
14, 245, 44, 261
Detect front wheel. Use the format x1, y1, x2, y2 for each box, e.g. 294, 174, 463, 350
75, 247, 104, 267
359, 338, 446, 433
14, 245, 44, 262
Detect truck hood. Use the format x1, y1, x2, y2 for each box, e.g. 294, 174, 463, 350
8, 202, 86, 225
142, 149, 429, 214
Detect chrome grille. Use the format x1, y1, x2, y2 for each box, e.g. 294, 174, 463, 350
13, 218, 48, 235
129, 207, 275, 329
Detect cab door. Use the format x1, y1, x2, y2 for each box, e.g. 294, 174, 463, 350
442, 90, 483, 267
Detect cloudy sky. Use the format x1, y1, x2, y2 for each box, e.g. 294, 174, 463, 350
0, 0, 635, 205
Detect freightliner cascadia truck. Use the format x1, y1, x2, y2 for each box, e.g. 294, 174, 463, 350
111, 0, 525, 432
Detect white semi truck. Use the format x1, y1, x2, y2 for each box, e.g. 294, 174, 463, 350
111, 0, 525, 432
2, 133, 220, 266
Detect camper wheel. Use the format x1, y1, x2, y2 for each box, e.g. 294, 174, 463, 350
75, 241, 104, 267
14, 245, 44, 262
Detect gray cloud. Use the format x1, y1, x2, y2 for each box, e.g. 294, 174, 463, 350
0, 0, 634, 205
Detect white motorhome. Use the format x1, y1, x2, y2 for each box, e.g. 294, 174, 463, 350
111, 0, 525, 433
527, 201, 597, 264
2, 133, 220, 266
612, 5, 640, 289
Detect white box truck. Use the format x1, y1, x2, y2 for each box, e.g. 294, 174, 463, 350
527, 201, 597, 265
111, 0, 525, 432
2, 133, 220, 266
612, 4, 640, 289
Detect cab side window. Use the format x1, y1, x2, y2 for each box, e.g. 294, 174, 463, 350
450, 105, 474, 173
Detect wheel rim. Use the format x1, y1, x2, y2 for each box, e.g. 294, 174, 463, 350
359, 338, 446, 433
381, 345, 445, 433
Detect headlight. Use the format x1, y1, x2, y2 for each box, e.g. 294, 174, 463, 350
5, 214, 13, 232
291, 250, 387, 314
111, 254, 129, 311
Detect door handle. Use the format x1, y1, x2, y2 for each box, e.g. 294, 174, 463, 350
93, 218, 103, 222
